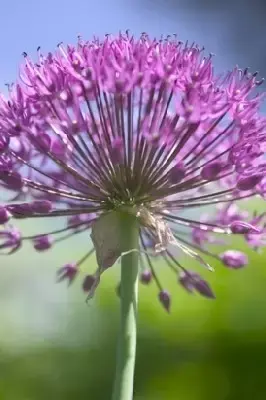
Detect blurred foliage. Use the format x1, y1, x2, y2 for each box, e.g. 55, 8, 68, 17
1, 215, 266, 399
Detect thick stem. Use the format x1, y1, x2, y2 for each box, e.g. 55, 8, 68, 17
112, 213, 139, 400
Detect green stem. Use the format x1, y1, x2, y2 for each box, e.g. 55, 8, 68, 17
112, 213, 139, 400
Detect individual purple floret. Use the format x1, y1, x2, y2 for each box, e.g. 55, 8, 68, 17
158, 290, 171, 312
0, 227, 21, 253
179, 270, 215, 298
220, 250, 248, 269
0, 33, 265, 309
33, 235, 53, 251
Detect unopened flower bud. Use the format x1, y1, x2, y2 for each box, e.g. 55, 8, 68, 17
237, 174, 263, 191
0, 171, 23, 190
179, 270, 215, 299
140, 270, 152, 284
0, 227, 21, 253
230, 220, 261, 234
201, 161, 224, 180
220, 250, 248, 268
169, 163, 185, 184
158, 290, 171, 312
31, 200, 53, 214
33, 235, 53, 251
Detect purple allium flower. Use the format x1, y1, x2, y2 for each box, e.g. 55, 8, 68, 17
0, 33, 266, 309
158, 290, 171, 312
140, 270, 153, 285
33, 234, 53, 251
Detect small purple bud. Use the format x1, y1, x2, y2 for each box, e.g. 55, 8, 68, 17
31, 200, 53, 214
193, 279, 215, 299
82, 275, 96, 292
158, 290, 171, 312
169, 163, 185, 184
140, 270, 152, 285
7, 203, 32, 218
0, 171, 23, 190
220, 250, 248, 269
179, 271, 215, 299
178, 271, 194, 293
230, 220, 261, 234
33, 235, 53, 251
57, 262, 78, 285
237, 174, 263, 191
0, 206, 10, 224
201, 161, 224, 180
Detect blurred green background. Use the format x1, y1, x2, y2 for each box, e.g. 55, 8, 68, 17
0, 202, 266, 400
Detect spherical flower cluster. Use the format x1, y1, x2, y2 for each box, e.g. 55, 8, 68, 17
0, 32, 265, 311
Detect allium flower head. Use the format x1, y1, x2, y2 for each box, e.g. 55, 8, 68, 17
0, 32, 266, 309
